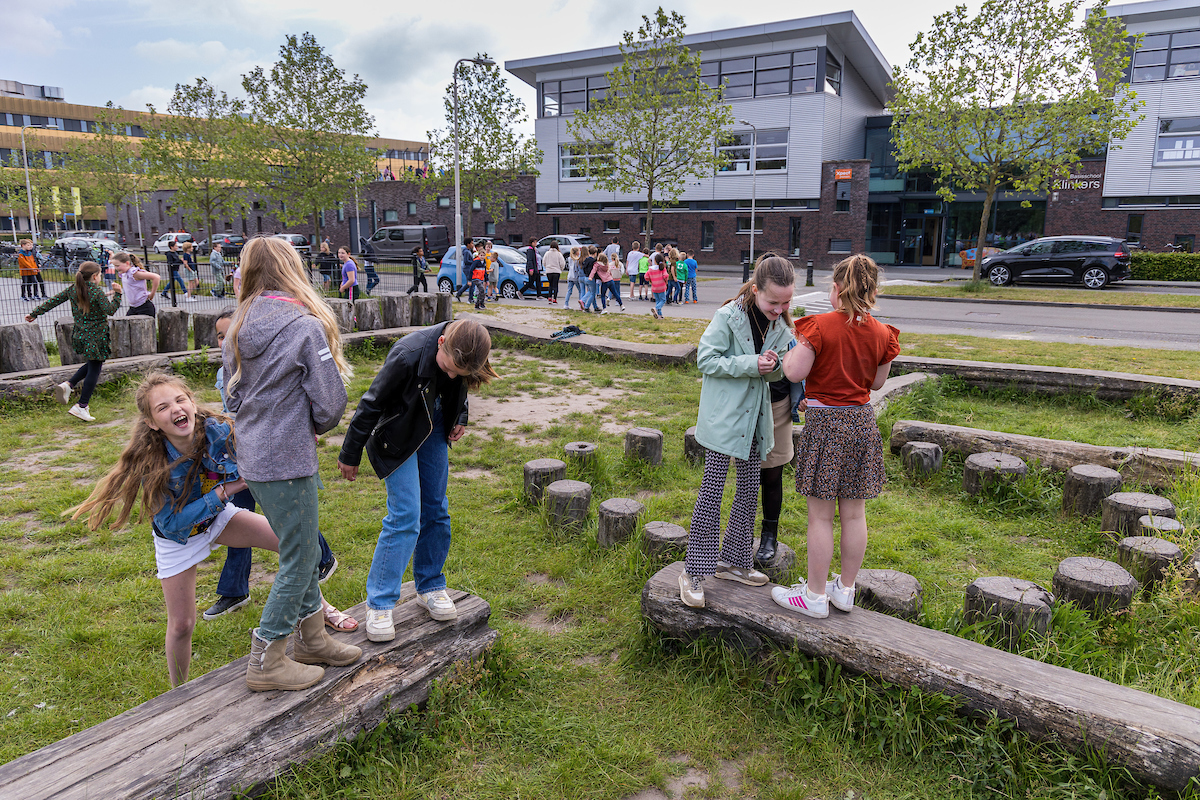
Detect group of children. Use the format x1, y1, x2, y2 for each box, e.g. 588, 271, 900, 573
684, 253, 899, 620
60, 235, 498, 692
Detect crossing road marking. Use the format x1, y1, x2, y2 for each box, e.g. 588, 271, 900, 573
792, 291, 831, 315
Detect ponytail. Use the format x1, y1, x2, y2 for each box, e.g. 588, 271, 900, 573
74, 261, 101, 316
831, 254, 880, 324
724, 253, 796, 329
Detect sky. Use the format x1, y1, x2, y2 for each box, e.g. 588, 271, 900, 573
7, 0, 979, 141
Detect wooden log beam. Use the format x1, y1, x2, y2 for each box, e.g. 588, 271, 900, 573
0, 592, 498, 800
641, 561, 1200, 791
889, 420, 1200, 490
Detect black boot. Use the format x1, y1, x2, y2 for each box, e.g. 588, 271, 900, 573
755, 519, 779, 567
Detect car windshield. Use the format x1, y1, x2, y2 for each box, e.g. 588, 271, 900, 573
493, 246, 522, 263
574, 237, 596, 246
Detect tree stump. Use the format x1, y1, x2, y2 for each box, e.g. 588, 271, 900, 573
354, 298, 382, 332
854, 569, 924, 620
625, 427, 663, 466
1062, 464, 1123, 517
157, 309, 189, 353
683, 426, 704, 466
564, 441, 597, 473
964, 576, 1054, 647
1138, 514, 1184, 537
380, 294, 411, 329
434, 292, 453, 323
109, 316, 156, 358
597, 498, 644, 548
54, 321, 83, 365
545, 479, 592, 531
1185, 551, 1200, 596
0, 323, 50, 373
643, 521, 688, 558
522, 458, 566, 503
410, 293, 436, 326
1101, 492, 1177, 540
752, 537, 796, 585
901, 441, 943, 476
962, 452, 1027, 495
1117, 537, 1183, 589
192, 311, 221, 349
1052, 557, 1138, 617
326, 299, 353, 333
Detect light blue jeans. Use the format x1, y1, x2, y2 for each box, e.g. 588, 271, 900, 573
581, 277, 600, 312
654, 291, 666, 315
365, 403, 451, 611
563, 278, 580, 306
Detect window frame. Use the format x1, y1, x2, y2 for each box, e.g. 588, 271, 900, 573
1155, 116, 1200, 165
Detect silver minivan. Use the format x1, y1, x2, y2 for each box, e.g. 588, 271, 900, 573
367, 225, 449, 262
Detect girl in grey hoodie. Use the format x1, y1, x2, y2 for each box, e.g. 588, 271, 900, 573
223, 236, 360, 692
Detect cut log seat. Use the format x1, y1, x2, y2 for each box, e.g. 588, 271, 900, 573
641, 561, 1200, 791
0, 590, 498, 800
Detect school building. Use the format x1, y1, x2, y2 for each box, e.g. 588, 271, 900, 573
505, 0, 1200, 267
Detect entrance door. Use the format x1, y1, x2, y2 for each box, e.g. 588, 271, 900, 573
920, 217, 942, 265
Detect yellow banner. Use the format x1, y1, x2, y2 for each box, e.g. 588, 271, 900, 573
51, 186, 61, 216
72, 187, 81, 216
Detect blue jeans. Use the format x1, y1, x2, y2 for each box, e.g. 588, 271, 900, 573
654, 291, 666, 315
684, 277, 698, 302
366, 404, 451, 610
216, 488, 335, 597
364, 262, 380, 294
563, 278, 580, 306
581, 278, 600, 312
600, 280, 623, 308
247, 474, 323, 641
164, 270, 186, 296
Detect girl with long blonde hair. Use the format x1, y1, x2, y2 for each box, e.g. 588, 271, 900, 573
223, 236, 358, 691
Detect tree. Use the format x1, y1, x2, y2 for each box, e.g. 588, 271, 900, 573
889, 0, 1142, 280
141, 80, 252, 245
241, 32, 378, 244
423, 54, 541, 239
566, 8, 734, 242
59, 104, 150, 241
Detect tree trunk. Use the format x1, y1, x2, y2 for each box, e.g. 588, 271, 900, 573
645, 180, 655, 247
974, 180, 998, 282
312, 209, 322, 250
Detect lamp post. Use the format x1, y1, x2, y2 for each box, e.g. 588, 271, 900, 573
20, 124, 45, 240
739, 119, 757, 281
453, 56, 496, 288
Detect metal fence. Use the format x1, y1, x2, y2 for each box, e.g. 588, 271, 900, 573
0, 247, 435, 342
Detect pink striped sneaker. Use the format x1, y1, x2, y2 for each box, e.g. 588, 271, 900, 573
771, 581, 828, 618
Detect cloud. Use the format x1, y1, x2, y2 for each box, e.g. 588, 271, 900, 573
133, 39, 252, 65
7, 8, 67, 52
118, 85, 174, 112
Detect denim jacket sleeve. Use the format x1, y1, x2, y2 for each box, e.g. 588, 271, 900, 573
151, 420, 237, 541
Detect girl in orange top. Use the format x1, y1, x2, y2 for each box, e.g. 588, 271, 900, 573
774, 254, 900, 619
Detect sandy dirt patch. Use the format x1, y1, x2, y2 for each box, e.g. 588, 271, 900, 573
622, 758, 747, 800
513, 607, 574, 634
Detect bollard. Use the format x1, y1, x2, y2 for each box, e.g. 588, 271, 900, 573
805, 259, 814, 287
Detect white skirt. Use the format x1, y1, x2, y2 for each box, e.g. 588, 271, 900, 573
153, 502, 244, 579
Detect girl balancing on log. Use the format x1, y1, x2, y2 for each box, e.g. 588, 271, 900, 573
68, 373, 358, 688
680, 254, 797, 609
773, 253, 899, 618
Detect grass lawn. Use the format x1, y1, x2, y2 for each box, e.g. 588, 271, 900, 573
882, 283, 1200, 309
1, 334, 1198, 799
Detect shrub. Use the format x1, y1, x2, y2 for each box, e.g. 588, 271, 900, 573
1130, 252, 1200, 281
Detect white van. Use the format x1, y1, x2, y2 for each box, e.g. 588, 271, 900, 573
151, 232, 194, 254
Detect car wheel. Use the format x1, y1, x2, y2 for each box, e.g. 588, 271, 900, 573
1082, 266, 1109, 289
501, 280, 519, 299
437, 277, 454, 294
987, 264, 1011, 286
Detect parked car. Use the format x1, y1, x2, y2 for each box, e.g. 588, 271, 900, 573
151, 232, 194, 253
195, 234, 247, 256
981, 236, 1132, 290
536, 234, 597, 259
366, 224, 449, 262
272, 233, 311, 257
437, 244, 533, 298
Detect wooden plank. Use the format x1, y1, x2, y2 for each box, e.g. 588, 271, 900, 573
641, 561, 1200, 791
889, 419, 1200, 489
891, 356, 1200, 401
461, 313, 698, 366
0, 590, 498, 800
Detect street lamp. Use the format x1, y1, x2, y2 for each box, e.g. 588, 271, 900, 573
20, 124, 45, 241
739, 119, 757, 281
453, 56, 496, 288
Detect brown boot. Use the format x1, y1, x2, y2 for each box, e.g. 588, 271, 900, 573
246, 628, 324, 692
293, 607, 362, 667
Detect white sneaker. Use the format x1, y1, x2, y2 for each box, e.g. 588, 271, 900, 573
713, 560, 769, 586
829, 575, 856, 612
185, 295, 198, 302
54, 381, 72, 405
68, 404, 96, 422
771, 581, 829, 618
678, 570, 705, 608
365, 608, 395, 642
416, 589, 458, 622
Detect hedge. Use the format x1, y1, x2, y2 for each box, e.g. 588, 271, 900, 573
1130, 252, 1200, 281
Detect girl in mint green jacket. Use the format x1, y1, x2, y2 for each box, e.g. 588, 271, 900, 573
680, 255, 796, 609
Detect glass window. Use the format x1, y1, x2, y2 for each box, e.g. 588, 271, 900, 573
1132, 29, 1200, 82
757, 53, 791, 70
485, 222, 496, 235
437, 197, 451, 208
559, 143, 612, 180
700, 61, 719, 76
1156, 117, 1200, 163
383, 209, 398, 222
541, 81, 559, 117
1170, 46, 1200, 78
737, 217, 764, 232
700, 221, 714, 250
717, 133, 752, 172
1173, 30, 1200, 47
722, 57, 754, 73
824, 52, 842, 95
407, 202, 417, 215
388, 229, 404, 240
794, 49, 818, 66
718, 130, 787, 172
830, 238, 852, 253
755, 67, 791, 96
1126, 214, 1144, 244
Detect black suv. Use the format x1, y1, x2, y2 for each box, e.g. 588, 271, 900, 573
982, 236, 1131, 289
